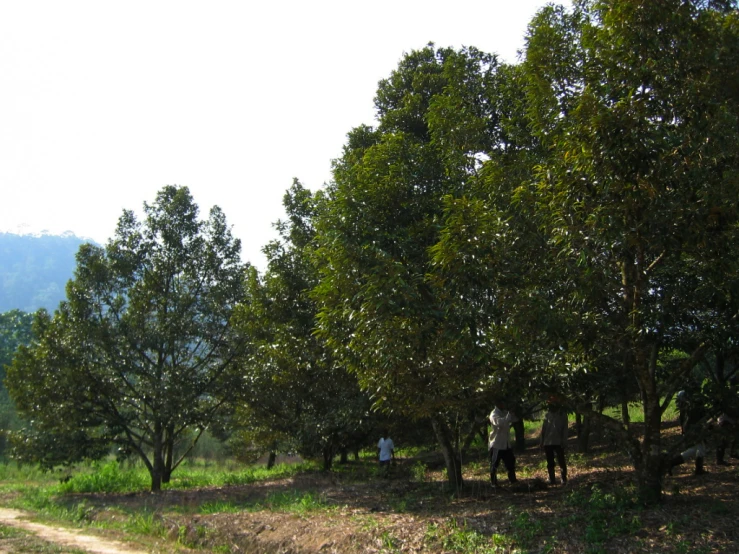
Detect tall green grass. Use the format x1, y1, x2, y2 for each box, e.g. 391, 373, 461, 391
0, 462, 52, 486
50, 459, 317, 495
58, 461, 150, 493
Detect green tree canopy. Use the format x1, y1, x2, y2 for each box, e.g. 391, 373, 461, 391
234, 180, 374, 470
314, 1, 738, 502
520, 0, 739, 502
314, 45, 516, 489
6, 186, 247, 491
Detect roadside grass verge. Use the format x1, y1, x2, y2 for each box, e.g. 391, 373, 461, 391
0, 457, 324, 550
49, 458, 318, 495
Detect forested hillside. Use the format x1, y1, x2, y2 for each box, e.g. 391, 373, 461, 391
0, 232, 92, 313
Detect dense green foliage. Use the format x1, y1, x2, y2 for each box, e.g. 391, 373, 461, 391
6, 186, 247, 491
314, 45, 510, 490
518, 0, 739, 501
233, 181, 375, 470
0, 309, 33, 457
313, 0, 739, 501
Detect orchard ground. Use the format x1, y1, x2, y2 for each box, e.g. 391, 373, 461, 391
0, 420, 737, 553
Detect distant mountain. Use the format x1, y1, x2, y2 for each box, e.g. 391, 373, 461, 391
0, 232, 96, 313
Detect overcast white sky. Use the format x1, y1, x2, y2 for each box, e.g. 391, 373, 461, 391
1, 0, 558, 270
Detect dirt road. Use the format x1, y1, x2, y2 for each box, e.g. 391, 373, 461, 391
0, 508, 146, 554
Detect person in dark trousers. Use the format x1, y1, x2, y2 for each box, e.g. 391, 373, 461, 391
540, 398, 569, 485
714, 413, 735, 465
488, 401, 518, 486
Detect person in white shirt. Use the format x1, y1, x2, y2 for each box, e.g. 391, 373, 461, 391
377, 430, 395, 477
488, 401, 518, 486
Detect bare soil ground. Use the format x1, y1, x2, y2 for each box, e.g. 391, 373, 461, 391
1, 424, 738, 553
0, 508, 147, 553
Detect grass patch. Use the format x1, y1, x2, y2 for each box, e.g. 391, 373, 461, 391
260, 490, 329, 513
0, 462, 50, 484
425, 520, 514, 553
199, 500, 245, 514
38, 459, 318, 496
564, 484, 642, 547
0, 523, 29, 539
58, 461, 149, 494
508, 507, 544, 546
602, 398, 680, 424
123, 511, 166, 537
198, 491, 330, 516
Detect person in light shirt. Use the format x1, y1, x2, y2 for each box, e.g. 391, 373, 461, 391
377, 430, 395, 477
488, 401, 518, 486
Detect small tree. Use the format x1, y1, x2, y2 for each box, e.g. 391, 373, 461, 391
234, 181, 374, 471
7, 186, 247, 491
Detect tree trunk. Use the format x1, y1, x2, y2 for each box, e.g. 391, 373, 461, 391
461, 417, 486, 457
621, 400, 631, 426
339, 447, 349, 464
633, 345, 664, 505
431, 415, 463, 492
151, 424, 164, 492
266, 440, 278, 469
635, 446, 664, 506
162, 427, 175, 484
620, 253, 663, 504
577, 412, 591, 453
513, 419, 526, 453
322, 445, 334, 471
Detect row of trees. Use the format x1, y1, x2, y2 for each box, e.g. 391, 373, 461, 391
4, 0, 738, 502
313, 0, 739, 502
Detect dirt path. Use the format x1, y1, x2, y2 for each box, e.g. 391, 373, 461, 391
0, 508, 146, 554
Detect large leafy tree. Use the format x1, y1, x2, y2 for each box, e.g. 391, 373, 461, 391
234, 181, 373, 470
515, 0, 739, 502
314, 46, 514, 489
423, 0, 739, 502
6, 186, 247, 491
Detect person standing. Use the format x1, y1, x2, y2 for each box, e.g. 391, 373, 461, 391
669, 388, 708, 475
377, 430, 395, 477
540, 399, 569, 485
488, 401, 518, 486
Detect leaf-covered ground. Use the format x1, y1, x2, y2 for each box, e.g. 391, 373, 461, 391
2, 423, 738, 553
